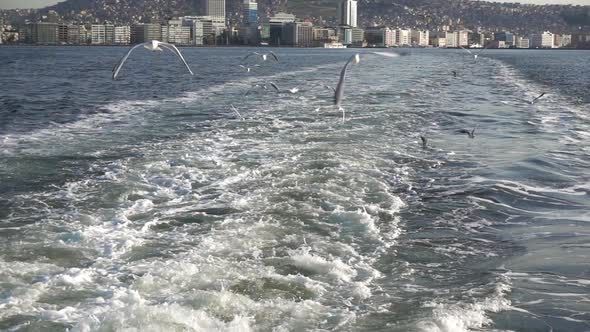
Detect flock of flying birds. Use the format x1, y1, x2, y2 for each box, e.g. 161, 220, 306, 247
111, 40, 547, 148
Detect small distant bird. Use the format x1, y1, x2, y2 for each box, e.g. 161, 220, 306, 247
244, 83, 267, 96
460, 45, 489, 60
269, 82, 299, 94
531, 92, 546, 104
420, 136, 428, 148
243, 51, 279, 62
230, 104, 244, 120
112, 40, 194, 80
456, 128, 476, 139
238, 64, 260, 72
452, 70, 457, 77
334, 54, 361, 122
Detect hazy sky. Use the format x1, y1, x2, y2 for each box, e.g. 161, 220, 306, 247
0, 0, 588, 9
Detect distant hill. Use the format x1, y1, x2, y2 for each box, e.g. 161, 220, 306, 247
2, 0, 589, 34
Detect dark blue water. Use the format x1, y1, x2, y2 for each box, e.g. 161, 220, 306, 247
0, 46, 589, 331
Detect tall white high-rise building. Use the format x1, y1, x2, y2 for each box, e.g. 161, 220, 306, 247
200, 0, 226, 23
338, 0, 357, 28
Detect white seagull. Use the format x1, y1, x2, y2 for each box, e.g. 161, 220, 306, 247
112, 40, 194, 80
334, 54, 360, 122
269, 82, 299, 94
238, 64, 260, 72
460, 44, 490, 60
243, 51, 279, 62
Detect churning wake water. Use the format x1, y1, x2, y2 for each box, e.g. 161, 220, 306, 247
0, 47, 589, 332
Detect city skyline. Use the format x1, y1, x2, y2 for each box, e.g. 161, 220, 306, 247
1, 0, 590, 10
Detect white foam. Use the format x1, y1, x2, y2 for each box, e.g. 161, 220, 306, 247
417, 282, 511, 332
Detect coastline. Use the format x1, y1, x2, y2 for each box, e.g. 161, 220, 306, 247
1, 44, 589, 50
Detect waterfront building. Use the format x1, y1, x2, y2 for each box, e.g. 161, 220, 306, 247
259, 22, 270, 43
365, 27, 395, 47
91, 24, 106, 44
516, 36, 530, 48
396, 29, 411, 46
267, 12, 296, 46
554, 34, 571, 48
411, 30, 429, 47
530, 31, 554, 48
105, 24, 114, 44
429, 32, 446, 47
131, 23, 162, 44
456, 30, 469, 47
182, 16, 216, 45
571, 34, 590, 48
114, 26, 131, 44
351, 27, 364, 47
445, 31, 457, 48
494, 31, 515, 47
269, 12, 296, 24
339, 27, 352, 45
313, 27, 338, 46
57, 24, 68, 44
283, 21, 313, 47
30, 22, 58, 44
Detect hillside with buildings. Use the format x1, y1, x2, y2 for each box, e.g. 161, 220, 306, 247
2, 0, 589, 33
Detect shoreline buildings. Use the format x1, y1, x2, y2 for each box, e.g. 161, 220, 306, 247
1, 0, 589, 49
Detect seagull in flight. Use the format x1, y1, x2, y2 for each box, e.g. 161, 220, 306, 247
269, 82, 299, 94
230, 104, 244, 120
243, 51, 279, 62
238, 64, 260, 72
460, 44, 491, 61
244, 83, 268, 96
456, 127, 476, 139
531, 92, 546, 104
112, 40, 194, 79
334, 54, 361, 122
420, 136, 428, 148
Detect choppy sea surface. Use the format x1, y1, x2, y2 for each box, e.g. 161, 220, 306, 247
0, 46, 589, 332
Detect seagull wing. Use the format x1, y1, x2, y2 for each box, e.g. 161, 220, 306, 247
323, 85, 336, 93
230, 104, 243, 120
112, 43, 147, 80
459, 46, 473, 55
269, 82, 280, 92
334, 54, 357, 106
268, 51, 279, 62
531, 92, 546, 104
159, 42, 194, 75
477, 43, 493, 55
242, 52, 260, 62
